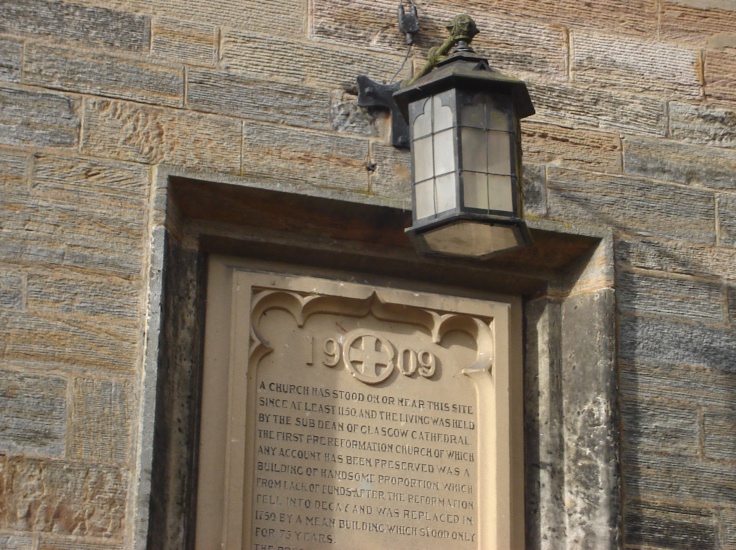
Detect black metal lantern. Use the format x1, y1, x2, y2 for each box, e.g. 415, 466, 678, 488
393, 16, 535, 259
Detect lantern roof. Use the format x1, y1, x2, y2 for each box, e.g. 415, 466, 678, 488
393, 51, 535, 122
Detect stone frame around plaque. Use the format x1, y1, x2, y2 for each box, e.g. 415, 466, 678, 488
195, 256, 525, 549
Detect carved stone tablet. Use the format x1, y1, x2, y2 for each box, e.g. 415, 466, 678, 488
196, 258, 523, 549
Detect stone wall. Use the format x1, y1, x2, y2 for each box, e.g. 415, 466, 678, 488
0, 0, 735, 548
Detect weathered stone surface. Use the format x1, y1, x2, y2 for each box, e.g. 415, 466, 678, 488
0, 269, 24, 311
623, 450, 736, 506
624, 499, 717, 548
729, 284, 736, 324
39, 536, 124, 550
572, 30, 702, 98
368, 141, 411, 201
521, 163, 547, 218
620, 395, 699, 457
242, 121, 369, 192
547, 168, 716, 244
0, 86, 79, 148
623, 136, 736, 189
0, 310, 139, 374
82, 98, 241, 173
151, 17, 216, 66
661, 0, 736, 47
86, 0, 305, 38
703, 407, 736, 462
621, 360, 736, 412
71, 377, 133, 463
186, 69, 331, 129
0, 39, 22, 83
528, 81, 667, 137
24, 44, 182, 108
616, 235, 736, 282
0, 457, 127, 537
1, 156, 148, 280
705, 49, 736, 103
620, 315, 736, 371
27, 271, 139, 319
669, 101, 736, 147
311, 1, 567, 79
0, 371, 67, 457
331, 91, 377, 137
718, 193, 736, 247
221, 31, 411, 91
0, 150, 30, 186
616, 271, 724, 322
0, 0, 150, 52
522, 122, 622, 173
0, 533, 34, 549
723, 507, 736, 548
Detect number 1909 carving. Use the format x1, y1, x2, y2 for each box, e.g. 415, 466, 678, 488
308, 329, 437, 385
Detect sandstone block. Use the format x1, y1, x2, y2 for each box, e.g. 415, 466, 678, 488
620, 315, 736, 371
623, 450, 736, 506
547, 168, 715, 244
0, 86, 79, 149
24, 44, 182, 108
71, 377, 133, 463
151, 17, 216, 66
621, 360, 736, 411
0, 0, 149, 52
572, 30, 702, 98
0, 310, 139, 374
624, 499, 717, 548
661, 0, 736, 47
718, 193, 736, 247
616, 271, 724, 323
311, 1, 567, 79
82, 98, 241, 173
522, 122, 622, 173
729, 285, 736, 324
0, 371, 66, 457
669, 101, 736, 147
528, 82, 666, 137
0, 39, 22, 83
187, 69, 331, 129
39, 536, 124, 550
368, 141, 411, 201
623, 136, 736, 189
620, 395, 699, 458
723, 507, 736, 547
119, 0, 304, 38
616, 235, 736, 282
0, 457, 127, 537
0, 269, 24, 311
331, 91, 378, 137
0, 533, 34, 550
242, 121, 369, 192
0, 150, 30, 186
221, 31, 411, 91
38, 535, 125, 550
703, 407, 736, 462
705, 49, 736, 103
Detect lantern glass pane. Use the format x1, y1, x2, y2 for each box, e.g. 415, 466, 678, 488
413, 136, 433, 182
461, 127, 487, 172
432, 93, 454, 132
460, 101, 486, 129
487, 131, 512, 175
413, 98, 432, 138
487, 99, 511, 131
435, 173, 457, 214
463, 172, 489, 210
489, 175, 514, 212
433, 129, 455, 176
415, 179, 435, 219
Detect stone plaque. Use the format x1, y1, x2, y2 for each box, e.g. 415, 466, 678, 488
196, 259, 523, 549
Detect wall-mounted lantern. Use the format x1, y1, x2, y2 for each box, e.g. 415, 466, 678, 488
360, 14, 535, 259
